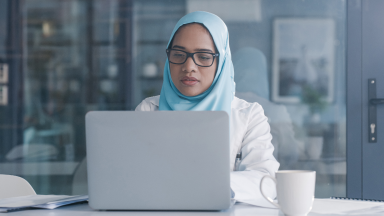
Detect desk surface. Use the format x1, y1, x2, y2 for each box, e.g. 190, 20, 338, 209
4, 203, 375, 216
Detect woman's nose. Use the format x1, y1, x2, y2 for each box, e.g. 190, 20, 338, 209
182, 56, 198, 73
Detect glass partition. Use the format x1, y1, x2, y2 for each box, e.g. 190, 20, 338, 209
0, 0, 346, 198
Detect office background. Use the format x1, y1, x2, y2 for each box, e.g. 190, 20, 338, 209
0, 0, 346, 198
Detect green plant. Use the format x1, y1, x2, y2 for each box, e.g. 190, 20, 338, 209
301, 85, 327, 114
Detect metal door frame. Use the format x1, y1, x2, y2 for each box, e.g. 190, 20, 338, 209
347, 0, 363, 198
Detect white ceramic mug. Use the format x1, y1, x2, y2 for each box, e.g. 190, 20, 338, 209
260, 170, 316, 216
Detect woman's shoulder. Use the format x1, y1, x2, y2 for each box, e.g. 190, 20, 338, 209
135, 95, 160, 111
232, 96, 264, 114
135, 95, 264, 114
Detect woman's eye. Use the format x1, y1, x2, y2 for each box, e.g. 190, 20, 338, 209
172, 53, 185, 58
198, 54, 212, 61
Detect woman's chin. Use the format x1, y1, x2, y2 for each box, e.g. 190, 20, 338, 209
181, 92, 199, 97
180, 89, 202, 97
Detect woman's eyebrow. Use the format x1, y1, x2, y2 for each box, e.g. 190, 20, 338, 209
195, 48, 214, 53
172, 45, 213, 53
172, 45, 185, 50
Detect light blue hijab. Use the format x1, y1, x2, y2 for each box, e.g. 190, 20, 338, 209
159, 11, 235, 116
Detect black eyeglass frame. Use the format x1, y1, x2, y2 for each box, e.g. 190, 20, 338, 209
166, 49, 219, 67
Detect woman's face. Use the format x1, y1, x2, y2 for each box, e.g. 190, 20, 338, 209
169, 24, 218, 97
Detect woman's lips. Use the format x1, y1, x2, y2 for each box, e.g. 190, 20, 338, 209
181, 76, 199, 86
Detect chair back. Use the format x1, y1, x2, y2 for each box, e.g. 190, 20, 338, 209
0, 174, 36, 199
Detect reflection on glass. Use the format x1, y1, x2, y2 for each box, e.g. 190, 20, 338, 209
228, 0, 346, 198
0, 0, 346, 198
234, 48, 301, 170
0, 0, 131, 195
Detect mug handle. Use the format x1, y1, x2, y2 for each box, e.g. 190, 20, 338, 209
260, 175, 281, 209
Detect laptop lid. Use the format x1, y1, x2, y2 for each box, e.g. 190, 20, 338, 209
86, 111, 230, 210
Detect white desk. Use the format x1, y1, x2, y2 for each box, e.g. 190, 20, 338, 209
3, 203, 378, 216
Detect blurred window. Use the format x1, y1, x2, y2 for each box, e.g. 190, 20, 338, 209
0, 0, 346, 198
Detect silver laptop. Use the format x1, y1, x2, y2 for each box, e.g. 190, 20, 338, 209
85, 111, 231, 210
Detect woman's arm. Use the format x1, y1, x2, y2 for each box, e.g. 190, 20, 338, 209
135, 96, 159, 111
231, 103, 280, 207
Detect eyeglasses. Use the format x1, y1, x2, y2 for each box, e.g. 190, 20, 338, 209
166, 49, 219, 67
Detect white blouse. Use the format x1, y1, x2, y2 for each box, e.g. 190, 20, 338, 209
135, 95, 280, 207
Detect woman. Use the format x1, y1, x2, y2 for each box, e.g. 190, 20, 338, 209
135, 11, 279, 207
